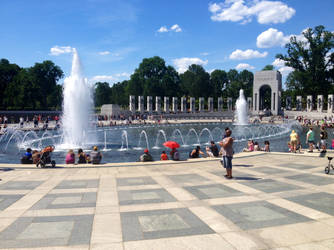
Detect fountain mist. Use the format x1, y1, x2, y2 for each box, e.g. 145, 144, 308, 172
62, 49, 95, 147
235, 89, 249, 125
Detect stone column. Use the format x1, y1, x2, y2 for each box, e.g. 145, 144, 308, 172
172, 97, 178, 113
155, 96, 161, 114
147, 96, 152, 113
317, 95, 323, 112
181, 97, 187, 113
247, 97, 252, 111
296, 96, 302, 111
227, 97, 233, 111
307, 95, 313, 112
138, 96, 144, 113
129, 95, 136, 113
164, 97, 169, 113
218, 97, 223, 112
328, 95, 333, 113
199, 97, 204, 112
190, 97, 195, 112
208, 97, 213, 112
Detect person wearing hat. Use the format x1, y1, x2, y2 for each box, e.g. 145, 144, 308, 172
90, 146, 102, 164
140, 148, 153, 162
21, 148, 33, 164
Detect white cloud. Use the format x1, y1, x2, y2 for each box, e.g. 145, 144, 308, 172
272, 58, 285, 68
256, 28, 290, 48
271, 58, 293, 76
171, 24, 182, 32
256, 28, 309, 48
157, 24, 182, 33
50, 46, 74, 56
209, 0, 295, 24
173, 57, 208, 73
90, 72, 130, 83
157, 26, 168, 33
229, 49, 268, 60
98, 51, 110, 55
235, 63, 255, 70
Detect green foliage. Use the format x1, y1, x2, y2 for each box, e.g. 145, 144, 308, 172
262, 65, 274, 71
94, 82, 111, 107
277, 25, 334, 96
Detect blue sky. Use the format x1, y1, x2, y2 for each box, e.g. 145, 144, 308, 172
1, 0, 333, 85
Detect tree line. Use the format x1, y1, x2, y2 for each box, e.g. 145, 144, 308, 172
94, 58, 254, 108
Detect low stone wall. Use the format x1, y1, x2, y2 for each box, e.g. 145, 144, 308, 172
283, 110, 332, 119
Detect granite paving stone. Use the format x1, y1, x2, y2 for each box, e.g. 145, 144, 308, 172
285, 174, 334, 186
117, 177, 157, 186
0, 194, 24, 210
167, 174, 210, 184
0, 181, 43, 190
240, 178, 302, 193
118, 188, 176, 205
55, 179, 99, 189
184, 184, 244, 200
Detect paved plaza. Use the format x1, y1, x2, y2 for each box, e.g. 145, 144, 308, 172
0, 152, 334, 249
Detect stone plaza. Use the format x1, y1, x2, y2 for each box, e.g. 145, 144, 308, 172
0, 152, 334, 249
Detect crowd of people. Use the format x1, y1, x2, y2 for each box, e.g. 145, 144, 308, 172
242, 140, 270, 152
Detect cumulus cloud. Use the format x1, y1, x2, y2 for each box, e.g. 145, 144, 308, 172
209, 0, 295, 24
157, 24, 182, 33
257, 28, 309, 48
157, 26, 168, 33
271, 58, 293, 76
98, 51, 110, 55
171, 24, 182, 32
50, 46, 74, 56
229, 49, 268, 60
235, 63, 255, 70
173, 57, 208, 73
90, 72, 130, 83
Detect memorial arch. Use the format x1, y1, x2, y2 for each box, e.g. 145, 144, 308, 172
253, 70, 282, 116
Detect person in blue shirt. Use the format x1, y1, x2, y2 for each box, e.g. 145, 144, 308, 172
21, 148, 33, 164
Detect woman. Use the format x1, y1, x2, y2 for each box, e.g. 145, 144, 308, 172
189, 146, 204, 158
65, 149, 75, 164
77, 148, 87, 164
290, 130, 299, 153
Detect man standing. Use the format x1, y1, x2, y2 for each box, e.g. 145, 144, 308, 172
306, 127, 315, 152
219, 128, 234, 179
320, 125, 328, 153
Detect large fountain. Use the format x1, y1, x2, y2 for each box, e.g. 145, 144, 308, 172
61, 49, 95, 148
235, 89, 248, 125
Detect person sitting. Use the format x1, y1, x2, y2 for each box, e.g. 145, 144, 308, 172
243, 140, 254, 152
32, 150, 41, 164
254, 142, 261, 151
77, 148, 88, 164
65, 149, 75, 164
170, 148, 180, 161
209, 141, 219, 157
160, 151, 168, 160
21, 148, 33, 164
90, 146, 102, 164
263, 141, 270, 152
189, 146, 204, 158
206, 146, 214, 157
140, 149, 153, 162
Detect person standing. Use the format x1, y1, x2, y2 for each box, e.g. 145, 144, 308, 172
290, 130, 299, 153
219, 128, 234, 179
320, 125, 328, 153
306, 127, 315, 152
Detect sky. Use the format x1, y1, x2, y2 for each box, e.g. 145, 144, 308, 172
1, 0, 333, 85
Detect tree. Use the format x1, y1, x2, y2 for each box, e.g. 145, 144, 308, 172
110, 81, 128, 107
180, 64, 212, 98
276, 25, 334, 95
0, 59, 20, 108
94, 82, 111, 107
210, 70, 228, 98
262, 65, 274, 71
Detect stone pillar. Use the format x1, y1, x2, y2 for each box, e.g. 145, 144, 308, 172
138, 96, 144, 113
218, 97, 223, 112
296, 96, 302, 111
181, 97, 187, 113
147, 96, 152, 113
247, 97, 252, 111
286, 96, 292, 110
190, 97, 195, 112
307, 95, 313, 112
208, 97, 213, 112
199, 97, 204, 112
227, 97, 233, 111
317, 95, 323, 112
129, 95, 136, 113
164, 97, 169, 113
155, 96, 161, 114
172, 97, 178, 113
328, 94, 334, 113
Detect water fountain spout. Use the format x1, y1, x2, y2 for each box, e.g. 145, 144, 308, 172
235, 89, 249, 125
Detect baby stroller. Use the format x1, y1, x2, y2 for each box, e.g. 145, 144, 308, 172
36, 146, 56, 168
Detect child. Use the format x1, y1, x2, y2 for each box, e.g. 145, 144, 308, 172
160, 151, 168, 160
263, 141, 270, 152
